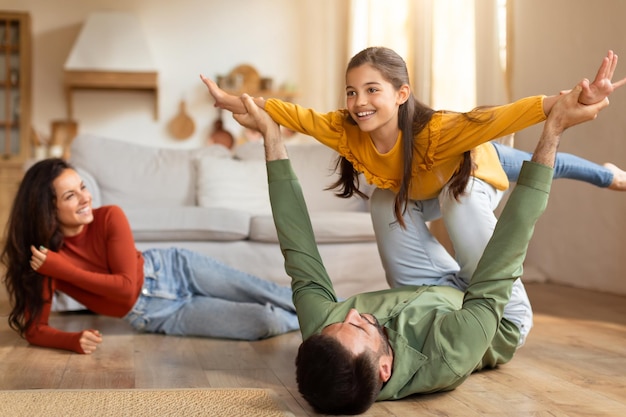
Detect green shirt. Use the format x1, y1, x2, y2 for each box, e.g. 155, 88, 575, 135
268, 158, 552, 400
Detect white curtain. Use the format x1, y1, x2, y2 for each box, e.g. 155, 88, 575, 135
347, 0, 512, 249
347, 0, 412, 62
347, 0, 509, 111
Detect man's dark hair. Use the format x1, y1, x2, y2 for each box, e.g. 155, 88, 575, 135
295, 333, 382, 415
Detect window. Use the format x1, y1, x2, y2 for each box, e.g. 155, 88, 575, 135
348, 0, 508, 109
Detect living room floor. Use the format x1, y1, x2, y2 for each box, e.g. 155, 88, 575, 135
0, 282, 625, 417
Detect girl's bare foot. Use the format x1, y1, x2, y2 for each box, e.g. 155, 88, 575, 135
604, 162, 626, 191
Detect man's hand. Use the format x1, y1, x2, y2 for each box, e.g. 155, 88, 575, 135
233, 94, 288, 161
533, 81, 609, 167
233, 94, 277, 133
579, 50, 626, 104
549, 81, 609, 133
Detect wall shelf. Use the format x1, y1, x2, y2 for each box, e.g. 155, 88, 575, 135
64, 70, 159, 120
219, 64, 297, 101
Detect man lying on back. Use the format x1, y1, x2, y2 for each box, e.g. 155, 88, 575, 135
230, 83, 608, 415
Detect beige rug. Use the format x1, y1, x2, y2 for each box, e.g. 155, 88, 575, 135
0, 388, 295, 417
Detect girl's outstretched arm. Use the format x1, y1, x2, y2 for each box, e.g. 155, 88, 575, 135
200, 74, 266, 114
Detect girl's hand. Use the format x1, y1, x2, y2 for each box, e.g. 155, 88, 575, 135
29, 245, 48, 271
579, 50, 626, 105
199, 74, 267, 114
200, 74, 246, 113
80, 330, 102, 355
200, 75, 228, 108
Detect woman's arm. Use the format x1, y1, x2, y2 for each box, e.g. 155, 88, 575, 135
23, 281, 95, 354
35, 206, 142, 309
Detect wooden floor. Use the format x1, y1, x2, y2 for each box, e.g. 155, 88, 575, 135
0, 282, 625, 417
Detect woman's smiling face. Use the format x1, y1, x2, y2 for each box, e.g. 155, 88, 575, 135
53, 168, 94, 237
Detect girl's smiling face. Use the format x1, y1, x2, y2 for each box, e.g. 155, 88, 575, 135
53, 168, 94, 237
345, 63, 409, 145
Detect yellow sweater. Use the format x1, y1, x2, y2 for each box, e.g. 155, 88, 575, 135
265, 96, 547, 200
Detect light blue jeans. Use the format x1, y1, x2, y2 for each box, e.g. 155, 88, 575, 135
123, 248, 299, 340
371, 182, 532, 346
493, 142, 613, 187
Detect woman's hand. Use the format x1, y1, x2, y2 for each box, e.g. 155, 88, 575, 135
80, 330, 103, 354
579, 50, 626, 105
29, 245, 48, 271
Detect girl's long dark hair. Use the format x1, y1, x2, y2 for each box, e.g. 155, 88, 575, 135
328, 46, 473, 227
1, 158, 71, 336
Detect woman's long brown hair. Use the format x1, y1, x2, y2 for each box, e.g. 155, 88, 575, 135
1, 158, 70, 336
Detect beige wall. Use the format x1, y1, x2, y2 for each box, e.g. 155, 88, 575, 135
0, 0, 348, 305
3, 0, 625, 295
1, 0, 346, 148
510, 0, 626, 294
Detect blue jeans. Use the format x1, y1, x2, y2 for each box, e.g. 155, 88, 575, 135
493, 142, 613, 187
371, 183, 533, 346
123, 248, 299, 340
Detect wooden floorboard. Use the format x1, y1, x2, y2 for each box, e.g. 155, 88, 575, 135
0, 282, 625, 416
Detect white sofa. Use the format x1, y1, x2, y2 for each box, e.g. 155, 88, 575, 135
54, 134, 388, 310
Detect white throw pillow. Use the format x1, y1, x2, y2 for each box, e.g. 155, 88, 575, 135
196, 156, 271, 215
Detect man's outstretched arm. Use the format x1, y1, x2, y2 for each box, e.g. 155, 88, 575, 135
233, 94, 339, 338
437, 82, 610, 369
468, 82, 609, 312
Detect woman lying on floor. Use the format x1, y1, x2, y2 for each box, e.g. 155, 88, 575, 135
1, 158, 299, 354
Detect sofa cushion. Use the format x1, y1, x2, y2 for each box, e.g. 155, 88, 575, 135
249, 211, 376, 243
70, 134, 197, 207
235, 142, 372, 212
124, 206, 251, 241
195, 156, 271, 215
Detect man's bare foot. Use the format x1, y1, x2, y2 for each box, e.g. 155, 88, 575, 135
604, 162, 626, 190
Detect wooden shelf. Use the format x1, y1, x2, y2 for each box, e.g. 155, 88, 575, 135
64, 70, 159, 120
